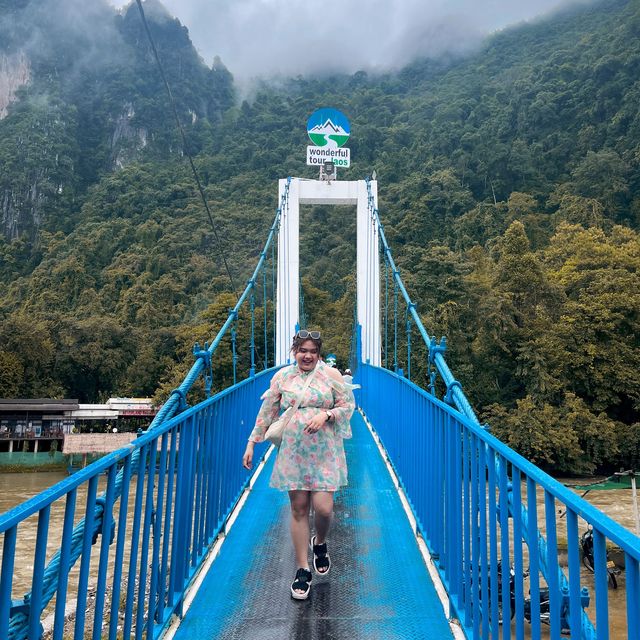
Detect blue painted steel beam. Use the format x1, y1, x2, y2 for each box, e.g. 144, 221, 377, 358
469, 432, 480, 638
545, 490, 561, 640
487, 449, 499, 638
527, 478, 542, 639
626, 552, 640, 640
0, 527, 16, 638
108, 457, 132, 640
148, 432, 169, 637
28, 505, 49, 640
478, 439, 489, 640
123, 447, 148, 639
512, 469, 525, 640
136, 443, 158, 639
74, 475, 98, 639
93, 466, 116, 640
593, 528, 609, 639
566, 510, 582, 640
54, 490, 77, 640
499, 457, 512, 638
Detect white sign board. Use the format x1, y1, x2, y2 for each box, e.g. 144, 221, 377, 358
306, 146, 351, 168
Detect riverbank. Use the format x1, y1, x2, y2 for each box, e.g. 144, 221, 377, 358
0, 462, 68, 473
0, 450, 67, 472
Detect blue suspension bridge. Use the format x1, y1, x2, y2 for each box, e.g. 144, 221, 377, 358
1, 177, 639, 640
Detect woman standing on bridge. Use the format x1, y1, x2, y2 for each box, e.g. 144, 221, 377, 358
242, 330, 355, 600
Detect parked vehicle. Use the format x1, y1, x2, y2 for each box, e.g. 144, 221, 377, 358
580, 525, 620, 589
478, 562, 572, 634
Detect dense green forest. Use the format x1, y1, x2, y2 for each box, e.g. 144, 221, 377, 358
0, 0, 639, 474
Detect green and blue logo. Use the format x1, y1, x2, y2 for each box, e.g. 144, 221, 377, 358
307, 108, 350, 148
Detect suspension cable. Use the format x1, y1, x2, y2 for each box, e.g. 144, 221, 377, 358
134, 0, 238, 298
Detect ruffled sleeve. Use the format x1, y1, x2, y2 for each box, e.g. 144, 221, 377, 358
325, 369, 355, 440
248, 367, 288, 443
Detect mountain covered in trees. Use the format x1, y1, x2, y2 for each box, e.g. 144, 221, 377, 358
0, 0, 639, 475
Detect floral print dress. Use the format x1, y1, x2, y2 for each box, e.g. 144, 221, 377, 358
248, 361, 355, 491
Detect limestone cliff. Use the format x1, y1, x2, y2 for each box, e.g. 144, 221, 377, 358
111, 102, 148, 170
0, 0, 235, 241
0, 51, 30, 119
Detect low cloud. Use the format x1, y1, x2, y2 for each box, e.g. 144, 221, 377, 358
3, 0, 128, 82
112, 0, 594, 79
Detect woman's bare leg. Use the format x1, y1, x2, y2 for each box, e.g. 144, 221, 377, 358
288, 490, 311, 569
311, 491, 334, 544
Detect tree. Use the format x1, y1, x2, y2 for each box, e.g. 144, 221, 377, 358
569, 150, 630, 222
543, 224, 640, 418
52, 317, 137, 402
0, 350, 23, 397
485, 392, 618, 474
0, 313, 60, 397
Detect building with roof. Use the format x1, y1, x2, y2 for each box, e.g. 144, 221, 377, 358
0, 398, 157, 465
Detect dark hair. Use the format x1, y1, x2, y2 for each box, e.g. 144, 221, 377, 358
291, 331, 323, 353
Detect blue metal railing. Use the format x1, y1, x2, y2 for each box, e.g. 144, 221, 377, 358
362, 178, 640, 638
0, 178, 292, 640
364, 178, 478, 422
357, 363, 640, 640
0, 371, 274, 640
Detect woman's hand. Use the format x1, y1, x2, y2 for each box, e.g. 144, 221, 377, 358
242, 441, 255, 470
304, 411, 329, 435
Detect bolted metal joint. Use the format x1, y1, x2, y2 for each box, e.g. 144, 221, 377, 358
428, 336, 447, 365
193, 342, 214, 395
92, 497, 116, 545
428, 370, 437, 396
444, 379, 463, 405
580, 586, 590, 607
169, 388, 188, 413
10, 597, 44, 639
192, 342, 212, 370
10, 598, 30, 618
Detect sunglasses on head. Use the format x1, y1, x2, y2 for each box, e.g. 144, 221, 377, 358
296, 330, 321, 340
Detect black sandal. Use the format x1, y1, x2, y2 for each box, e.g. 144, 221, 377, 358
310, 535, 331, 575
290, 567, 312, 600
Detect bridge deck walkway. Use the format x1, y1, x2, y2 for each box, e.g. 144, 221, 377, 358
171, 411, 453, 640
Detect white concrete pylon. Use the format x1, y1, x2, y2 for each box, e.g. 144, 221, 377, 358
275, 178, 380, 366
276, 178, 299, 365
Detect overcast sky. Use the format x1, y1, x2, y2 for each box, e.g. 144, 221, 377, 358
110, 0, 592, 79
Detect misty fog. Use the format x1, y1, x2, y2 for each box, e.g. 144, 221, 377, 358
110, 0, 595, 79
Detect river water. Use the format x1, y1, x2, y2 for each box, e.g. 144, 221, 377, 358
0, 471, 104, 604
0, 470, 142, 638
0, 471, 637, 637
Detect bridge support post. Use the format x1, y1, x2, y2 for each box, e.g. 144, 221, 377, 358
276, 178, 300, 365
357, 179, 381, 366
275, 177, 380, 366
